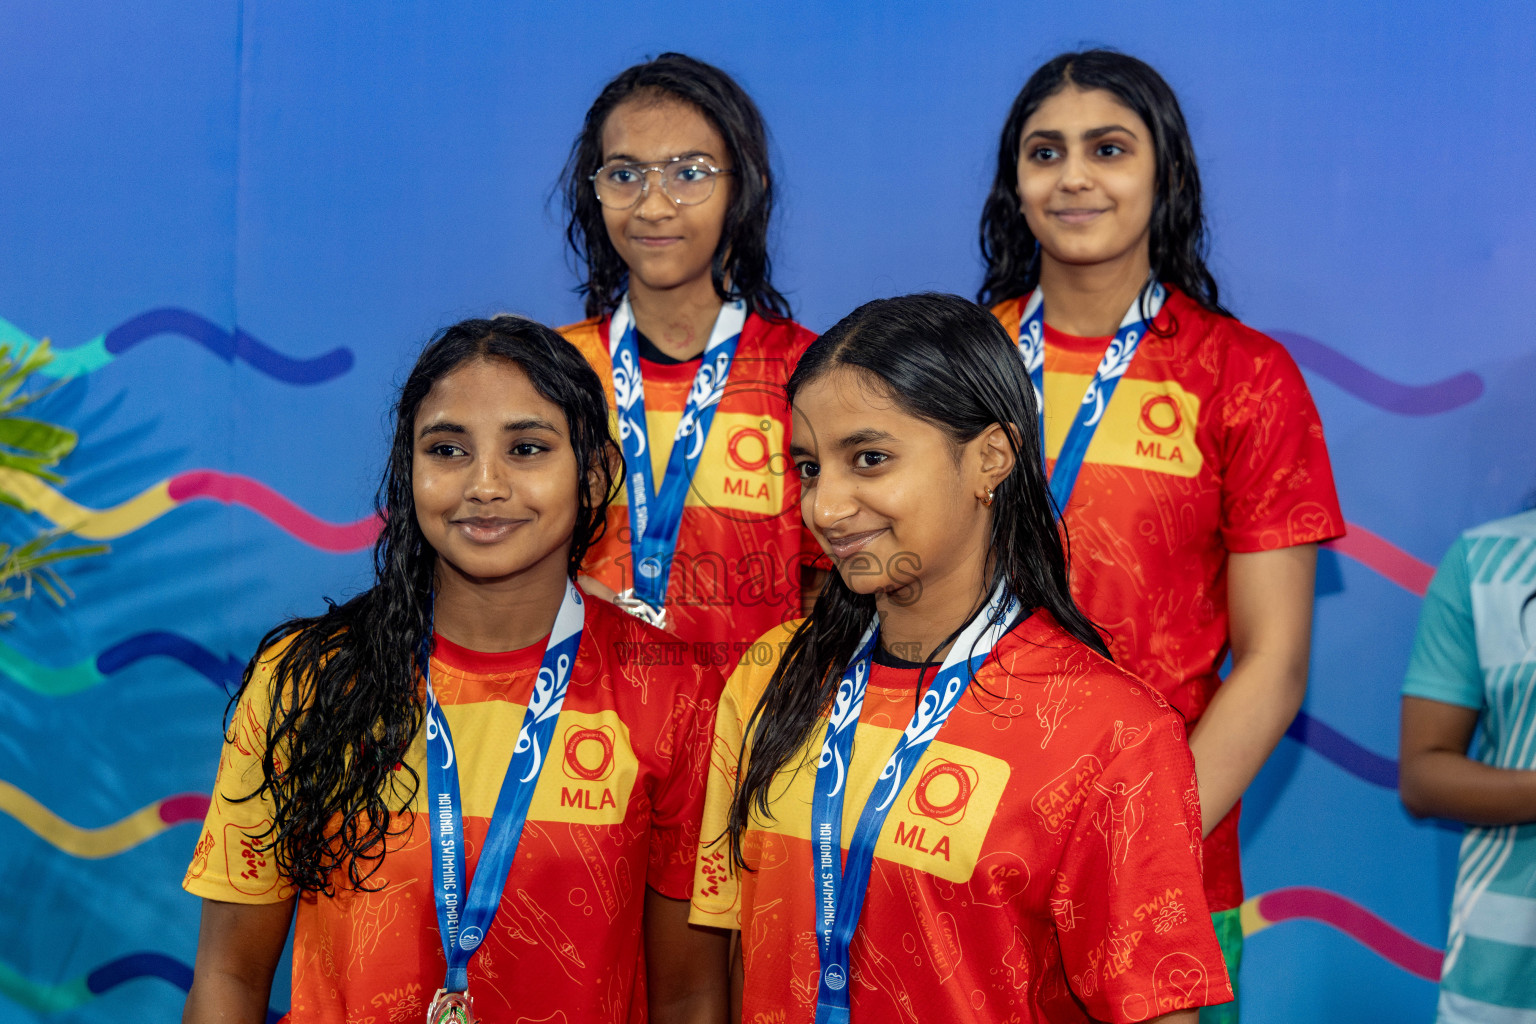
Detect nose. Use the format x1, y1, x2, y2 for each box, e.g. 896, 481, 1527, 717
1058, 148, 1094, 193
464, 453, 511, 503
634, 168, 677, 221
808, 467, 858, 535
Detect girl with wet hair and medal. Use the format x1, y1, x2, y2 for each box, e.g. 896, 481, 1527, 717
558, 52, 821, 655
691, 293, 1234, 1023
977, 50, 1344, 1020
182, 317, 728, 1023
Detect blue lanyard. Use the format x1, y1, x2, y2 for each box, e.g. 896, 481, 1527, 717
424, 579, 586, 994
609, 296, 746, 614
1016, 282, 1166, 509
810, 584, 1020, 1024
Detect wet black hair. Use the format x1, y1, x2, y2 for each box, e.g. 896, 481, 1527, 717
233, 315, 622, 894
978, 49, 1230, 320
560, 52, 790, 322
726, 293, 1108, 868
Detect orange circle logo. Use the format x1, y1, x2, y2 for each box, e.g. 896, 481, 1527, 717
1139, 394, 1183, 437
563, 727, 615, 781
910, 760, 976, 822
727, 426, 771, 471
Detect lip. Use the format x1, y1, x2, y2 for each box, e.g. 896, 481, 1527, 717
822, 528, 887, 561
630, 235, 684, 248
1049, 207, 1108, 225
451, 516, 526, 544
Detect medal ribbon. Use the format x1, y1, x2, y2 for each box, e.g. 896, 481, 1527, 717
609, 295, 747, 614
425, 579, 586, 994
810, 583, 1020, 1024
1016, 282, 1166, 509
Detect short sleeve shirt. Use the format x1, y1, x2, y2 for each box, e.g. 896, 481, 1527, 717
184, 595, 721, 1023
691, 614, 1233, 1023
991, 288, 1345, 911
560, 312, 822, 654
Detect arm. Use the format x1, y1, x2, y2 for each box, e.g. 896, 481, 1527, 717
1400, 696, 1536, 823
182, 897, 294, 1024
645, 887, 730, 1024
730, 930, 743, 1024
1188, 544, 1316, 837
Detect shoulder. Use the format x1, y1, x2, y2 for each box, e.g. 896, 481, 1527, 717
741, 312, 817, 381
557, 316, 609, 359
1160, 289, 1305, 383
988, 295, 1025, 337
990, 610, 1178, 730
1465, 508, 1536, 543
725, 618, 804, 711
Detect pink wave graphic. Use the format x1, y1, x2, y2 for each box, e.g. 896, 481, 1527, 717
1326, 522, 1435, 597
1257, 887, 1443, 981
168, 471, 382, 553
157, 793, 210, 826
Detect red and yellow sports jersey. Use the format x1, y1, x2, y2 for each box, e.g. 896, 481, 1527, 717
691, 615, 1233, 1024
991, 287, 1344, 912
184, 595, 720, 1023
560, 312, 820, 655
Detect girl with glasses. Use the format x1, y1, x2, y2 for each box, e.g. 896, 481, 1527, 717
977, 50, 1344, 1019
182, 318, 728, 1023
558, 52, 822, 656
691, 293, 1233, 1023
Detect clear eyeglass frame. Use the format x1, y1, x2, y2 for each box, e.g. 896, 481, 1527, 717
588, 155, 734, 210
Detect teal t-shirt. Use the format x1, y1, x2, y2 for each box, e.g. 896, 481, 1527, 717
1402, 510, 1536, 1022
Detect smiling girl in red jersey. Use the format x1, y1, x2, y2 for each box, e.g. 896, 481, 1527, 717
557, 53, 820, 654
182, 317, 727, 1023
977, 51, 1344, 1020
692, 294, 1232, 1024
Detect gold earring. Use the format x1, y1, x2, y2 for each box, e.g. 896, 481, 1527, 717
981, 487, 995, 507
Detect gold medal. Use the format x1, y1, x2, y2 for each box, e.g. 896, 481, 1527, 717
426, 988, 475, 1024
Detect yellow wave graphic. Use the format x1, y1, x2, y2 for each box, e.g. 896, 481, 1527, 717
0, 469, 174, 540
0, 780, 172, 858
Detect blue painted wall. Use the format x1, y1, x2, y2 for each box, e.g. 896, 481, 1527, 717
1, 3, 1532, 1020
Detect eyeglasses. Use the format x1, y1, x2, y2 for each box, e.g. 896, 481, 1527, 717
589, 156, 733, 210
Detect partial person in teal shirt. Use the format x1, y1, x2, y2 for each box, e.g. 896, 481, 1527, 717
1401, 507, 1536, 1023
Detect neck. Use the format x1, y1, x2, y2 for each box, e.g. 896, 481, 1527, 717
1037, 242, 1152, 337
875, 544, 993, 662
627, 274, 725, 361
430, 553, 570, 653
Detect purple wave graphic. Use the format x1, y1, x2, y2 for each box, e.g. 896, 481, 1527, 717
1287, 710, 1398, 789
105, 308, 353, 385
1271, 331, 1483, 416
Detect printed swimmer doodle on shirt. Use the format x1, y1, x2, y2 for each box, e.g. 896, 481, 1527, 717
1002, 925, 1033, 990
1035, 661, 1087, 748
346, 878, 416, 980
1092, 772, 1154, 884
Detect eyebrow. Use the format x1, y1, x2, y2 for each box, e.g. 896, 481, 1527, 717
417, 417, 561, 440
833, 428, 897, 450
601, 149, 717, 165
1023, 124, 1139, 144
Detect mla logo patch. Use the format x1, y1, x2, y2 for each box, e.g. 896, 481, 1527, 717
1138, 393, 1183, 437
907, 758, 980, 825
562, 725, 617, 782
726, 424, 772, 471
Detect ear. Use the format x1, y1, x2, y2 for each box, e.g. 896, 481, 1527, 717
972, 422, 1018, 502
587, 442, 622, 508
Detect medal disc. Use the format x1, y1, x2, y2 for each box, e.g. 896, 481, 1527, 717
427, 988, 475, 1024
614, 589, 672, 631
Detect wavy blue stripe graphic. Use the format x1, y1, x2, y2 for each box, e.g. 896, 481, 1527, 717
102, 308, 354, 383
86, 953, 282, 1024
1287, 709, 1398, 788
1271, 330, 1483, 416
0, 309, 352, 384
96, 631, 244, 689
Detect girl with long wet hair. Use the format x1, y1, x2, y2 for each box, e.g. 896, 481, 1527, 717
978, 50, 1343, 1019
690, 293, 1232, 1023
558, 52, 822, 654
182, 317, 727, 1023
